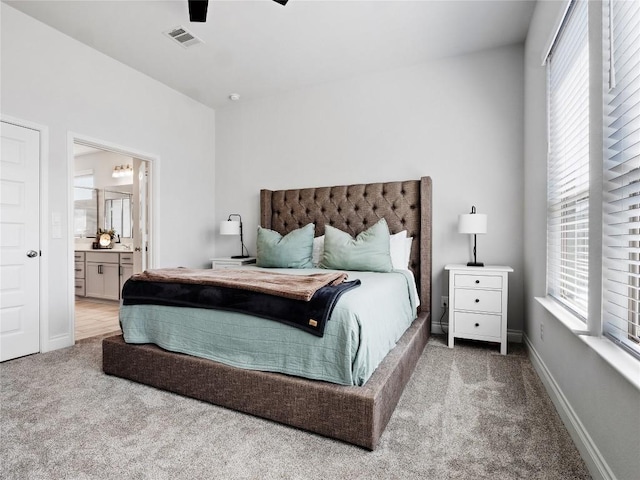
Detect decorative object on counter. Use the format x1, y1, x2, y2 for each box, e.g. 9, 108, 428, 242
220, 214, 250, 258
95, 228, 116, 249
458, 206, 487, 267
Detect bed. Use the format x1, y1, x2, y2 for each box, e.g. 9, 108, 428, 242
103, 176, 432, 449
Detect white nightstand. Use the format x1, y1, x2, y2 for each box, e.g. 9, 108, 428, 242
444, 264, 513, 355
211, 257, 257, 269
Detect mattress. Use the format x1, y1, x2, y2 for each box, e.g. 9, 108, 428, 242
120, 267, 418, 386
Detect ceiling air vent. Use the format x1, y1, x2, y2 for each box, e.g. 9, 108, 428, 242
163, 26, 203, 48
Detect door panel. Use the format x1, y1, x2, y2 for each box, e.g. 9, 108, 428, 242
0, 122, 40, 362
132, 158, 148, 274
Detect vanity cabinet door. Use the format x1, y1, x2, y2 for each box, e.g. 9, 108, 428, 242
85, 262, 120, 301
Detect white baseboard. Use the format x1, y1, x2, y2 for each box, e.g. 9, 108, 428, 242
42, 333, 74, 353
524, 334, 616, 480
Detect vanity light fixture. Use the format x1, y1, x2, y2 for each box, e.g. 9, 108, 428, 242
458, 206, 487, 267
220, 214, 250, 258
112, 164, 134, 178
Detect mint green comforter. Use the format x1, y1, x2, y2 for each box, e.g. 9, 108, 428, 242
120, 268, 417, 386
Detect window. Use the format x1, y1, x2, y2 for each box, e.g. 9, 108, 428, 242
73, 170, 98, 238
546, 0, 640, 360
104, 191, 133, 238
603, 0, 640, 358
546, 0, 590, 319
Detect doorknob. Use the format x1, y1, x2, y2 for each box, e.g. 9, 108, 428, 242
26, 250, 38, 258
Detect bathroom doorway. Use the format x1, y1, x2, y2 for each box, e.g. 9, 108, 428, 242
71, 140, 153, 341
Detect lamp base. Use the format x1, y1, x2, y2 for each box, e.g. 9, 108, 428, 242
466, 261, 484, 267
231, 255, 251, 259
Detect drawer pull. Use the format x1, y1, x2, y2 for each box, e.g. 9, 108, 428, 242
475, 299, 480, 303
475, 323, 480, 327
75, 285, 82, 289
475, 280, 480, 284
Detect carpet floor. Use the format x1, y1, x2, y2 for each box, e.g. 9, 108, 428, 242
0, 335, 591, 480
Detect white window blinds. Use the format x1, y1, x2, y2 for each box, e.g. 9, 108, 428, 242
603, 0, 640, 358
547, 0, 590, 319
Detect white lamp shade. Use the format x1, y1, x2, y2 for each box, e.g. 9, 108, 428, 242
458, 213, 487, 234
220, 220, 241, 236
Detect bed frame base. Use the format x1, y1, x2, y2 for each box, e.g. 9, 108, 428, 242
103, 311, 429, 450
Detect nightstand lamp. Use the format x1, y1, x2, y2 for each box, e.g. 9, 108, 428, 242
220, 214, 250, 259
458, 206, 487, 267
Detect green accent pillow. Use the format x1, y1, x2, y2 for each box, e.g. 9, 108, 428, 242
256, 223, 315, 268
320, 218, 393, 272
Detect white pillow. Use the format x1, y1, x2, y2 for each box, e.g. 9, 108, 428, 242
312, 235, 325, 267
389, 230, 408, 269
405, 237, 413, 269
313, 229, 412, 270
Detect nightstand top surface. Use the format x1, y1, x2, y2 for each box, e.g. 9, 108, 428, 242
210, 257, 256, 263
445, 264, 513, 272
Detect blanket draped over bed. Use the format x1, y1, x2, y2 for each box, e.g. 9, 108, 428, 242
122, 268, 360, 336
128, 268, 349, 301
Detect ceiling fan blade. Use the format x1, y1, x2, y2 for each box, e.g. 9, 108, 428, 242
272, 0, 289, 5
188, 0, 209, 22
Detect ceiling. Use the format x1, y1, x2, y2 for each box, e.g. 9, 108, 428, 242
73, 144, 104, 157
6, 0, 535, 110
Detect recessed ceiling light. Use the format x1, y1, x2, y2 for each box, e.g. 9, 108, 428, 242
229, 93, 241, 101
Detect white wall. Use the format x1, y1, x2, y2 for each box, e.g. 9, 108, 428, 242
215, 44, 525, 332
1, 4, 216, 350
524, 2, 640, 479
75, 151, 135, 191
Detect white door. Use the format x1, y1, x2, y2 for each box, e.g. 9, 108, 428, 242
0, 122, 40, 362
132, 158, 149, 274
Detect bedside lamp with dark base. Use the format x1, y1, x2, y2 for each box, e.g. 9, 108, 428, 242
458, 206, 487, 267
220, 214, 250, 259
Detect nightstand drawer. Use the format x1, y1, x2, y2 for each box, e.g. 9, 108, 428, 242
454, 274, 502, 289
212, 263, 243, 269
454, 312, 501, 338
454, 288, 502, 313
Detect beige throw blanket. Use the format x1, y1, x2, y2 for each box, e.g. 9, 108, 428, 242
130, 268, 348, 302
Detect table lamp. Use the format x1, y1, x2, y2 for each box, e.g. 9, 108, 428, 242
220, 214, 249, 258
458, 206, 487, 267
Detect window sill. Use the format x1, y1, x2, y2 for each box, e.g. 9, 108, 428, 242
535, 296, 589, 334
535, 296, 640, 391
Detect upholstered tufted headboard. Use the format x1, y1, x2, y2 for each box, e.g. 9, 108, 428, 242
260, 177, 432, 312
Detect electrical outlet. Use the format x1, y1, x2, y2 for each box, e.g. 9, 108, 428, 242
540, 322, 544, 341
441, 296, 449, 309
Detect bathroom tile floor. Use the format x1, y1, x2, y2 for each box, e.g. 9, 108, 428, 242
75, 297, 120, 341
